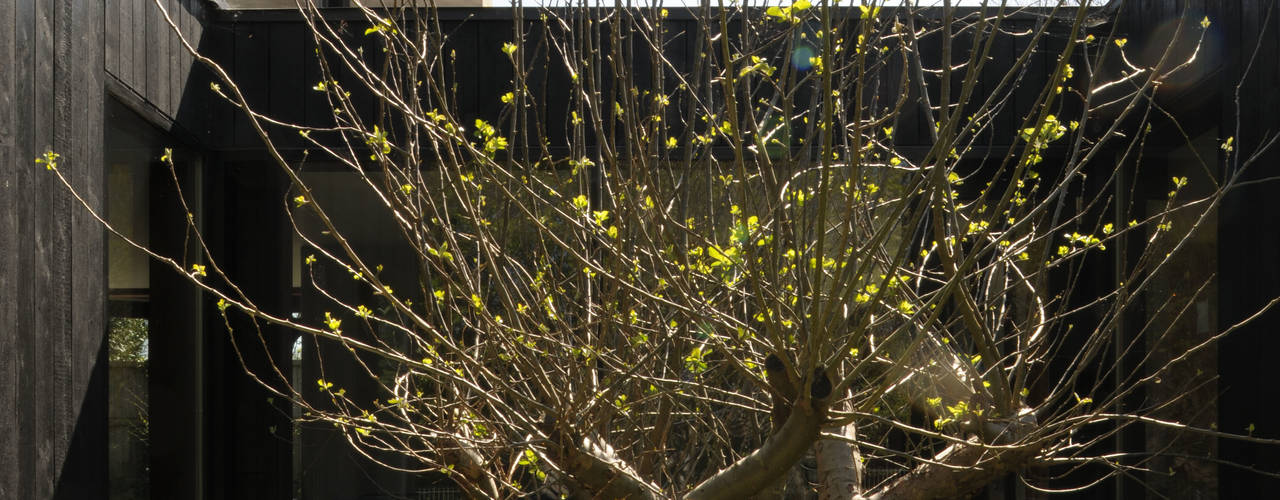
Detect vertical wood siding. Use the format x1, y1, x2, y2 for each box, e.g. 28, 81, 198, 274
0, 0, 105, 498
1206, 0, 1280, 496
106, 0, 206, 129
1116, 0, 1280, 496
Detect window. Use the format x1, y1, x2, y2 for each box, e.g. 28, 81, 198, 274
106, 100, 157, 500
105, 97, 205, 500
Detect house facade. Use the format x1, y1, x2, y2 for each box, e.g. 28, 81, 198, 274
1, 1, 1277, 498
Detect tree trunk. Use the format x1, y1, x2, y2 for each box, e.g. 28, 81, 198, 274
816, 422, 862, 500
866, 437, 1040, 500
556, 435, 661, 500
684, 400, 826, 500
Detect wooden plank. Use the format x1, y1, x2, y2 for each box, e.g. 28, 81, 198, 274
176, 0, 209, 143
872, 38, 905, 145
476, 20, 513, 126
983, 18, 1016, 146
120, 0, 134, 84
1217, 2, 1280, 496
146, 0, 169, 116
1235, 0, 1268, 161
537, 19, 573, 149
178, 0, 195, 119
509, 19, 547, 148
133, 0, 146, 96
106, 76, 178, 135
1213, 0, 1239, 137
302, 17, 327, 130
1218, 8, 1280, 496
14, 0, 59, 495
202, 18, 235, 148
233, 22, 270, 148
268, 21, 306, 149
950, 18, 978, 141
1041, 22, 1080, 129
349, 22, 378, 131
0, 0, 18, 495
58, 0, 108, 495
52, 0, 77, 481
449, 23, 480, 129
106, 0, 120, 77
169, 0, 181, 115
0, 0, 108, 495
122, 0, 134, 90
1012, 18, 1047, 140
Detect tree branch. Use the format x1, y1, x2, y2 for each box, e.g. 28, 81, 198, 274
550, 433, 661, 500
683, 399, 827, 500
866, 437, 1041, 500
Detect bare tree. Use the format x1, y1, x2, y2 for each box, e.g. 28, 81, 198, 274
46, 0, 1280, 498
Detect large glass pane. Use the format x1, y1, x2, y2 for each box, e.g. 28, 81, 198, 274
107, 316, 149, 500
106, 128, 153, 500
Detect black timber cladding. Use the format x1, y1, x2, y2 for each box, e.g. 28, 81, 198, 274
1119, 0, 1280, 495
0, 0, 106, 497
105, 0, 209, 140
201, 7, 1069, 155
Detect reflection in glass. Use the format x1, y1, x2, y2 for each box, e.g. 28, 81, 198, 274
108, 317, 149, 500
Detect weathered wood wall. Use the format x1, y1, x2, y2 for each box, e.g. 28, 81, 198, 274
1119, 0, 1280, 497
0, 0, 105, 497
1203, 0, 1280, 496
202, 7, 1062, 157
105, 0, 208, 135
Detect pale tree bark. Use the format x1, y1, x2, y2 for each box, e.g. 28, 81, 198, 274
444, 444, 500, 498
816, 422, 863, 500
684, 400, 827, 500
547, 433, 662, 500
866, 437, 1041, 500
746, 469, 789, 500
